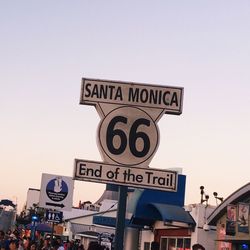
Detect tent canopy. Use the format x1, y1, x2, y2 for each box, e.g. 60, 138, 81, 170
26, 223, 52, 233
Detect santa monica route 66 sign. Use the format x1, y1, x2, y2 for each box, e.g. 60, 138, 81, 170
73, 77, 183, 191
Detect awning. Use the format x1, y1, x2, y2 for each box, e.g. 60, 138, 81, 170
26, 223, 52, 233
149, 203, 195, 225
130, 202, 196, 227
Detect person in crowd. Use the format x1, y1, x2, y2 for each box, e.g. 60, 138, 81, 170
22, 237, 31, 250
17, 238, 24, 250
37, 238, 43, 250
0, 230, 9, 250
41, 238, 50, 250
63, 240, 69, 250
9, 240, 19, 250
51, 239, 63, 250
56, 239, 64, 250
30, 242, 37, 250
68, 240, 77, 250
192, 244, 205, 250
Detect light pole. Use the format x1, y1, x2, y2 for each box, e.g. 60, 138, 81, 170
213, 192, 223, 206
200, 186, 209, 206
31, 215, 39, 241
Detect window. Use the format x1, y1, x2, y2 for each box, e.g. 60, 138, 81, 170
168, 238, 176, 250
144, 242, 150, 250
160, 237, 191, 250
160, 238, 167, 250
177, 238, 183, 248
184, 238, 191, 249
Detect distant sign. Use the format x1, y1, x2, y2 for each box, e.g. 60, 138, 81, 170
73, 159, 177, 192
80, 78, 183, 115
39, 173, 74, 211
45, 210, 63, 224
99, 232, 113, 250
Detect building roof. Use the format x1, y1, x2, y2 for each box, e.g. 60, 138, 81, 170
149, 203, 196, 225
130, 202, 195, 227
71, 222, 115, 235
207, 182, 250, 226
63, 208, 96, 221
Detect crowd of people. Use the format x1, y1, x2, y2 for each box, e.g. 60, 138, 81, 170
0, 230, 107, 250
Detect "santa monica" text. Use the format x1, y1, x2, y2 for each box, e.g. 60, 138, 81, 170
80, 78, 183, 114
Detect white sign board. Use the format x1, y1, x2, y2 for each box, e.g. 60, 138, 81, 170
73, 159, 177, 192
80, 78, 183, 115
75, 77, 183, 193
39, 173, 74, 211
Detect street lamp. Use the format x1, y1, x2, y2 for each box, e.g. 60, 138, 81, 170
213, 192, 223, 205
200, 186, 209, 205
31, 215, 39, 241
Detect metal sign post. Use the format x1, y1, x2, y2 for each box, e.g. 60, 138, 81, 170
74, 77, 184, 250
115, 186, 128, 250
51, 221, 55, 241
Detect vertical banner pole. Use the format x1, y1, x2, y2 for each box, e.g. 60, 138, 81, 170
114, 185, 128, 250
31, 223, 36, 241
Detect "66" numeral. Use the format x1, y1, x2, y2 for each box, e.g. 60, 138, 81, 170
106, 116, 150, 158
98, 106, 159, 166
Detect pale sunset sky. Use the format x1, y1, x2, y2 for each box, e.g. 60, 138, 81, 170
1, 1, 250, 212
